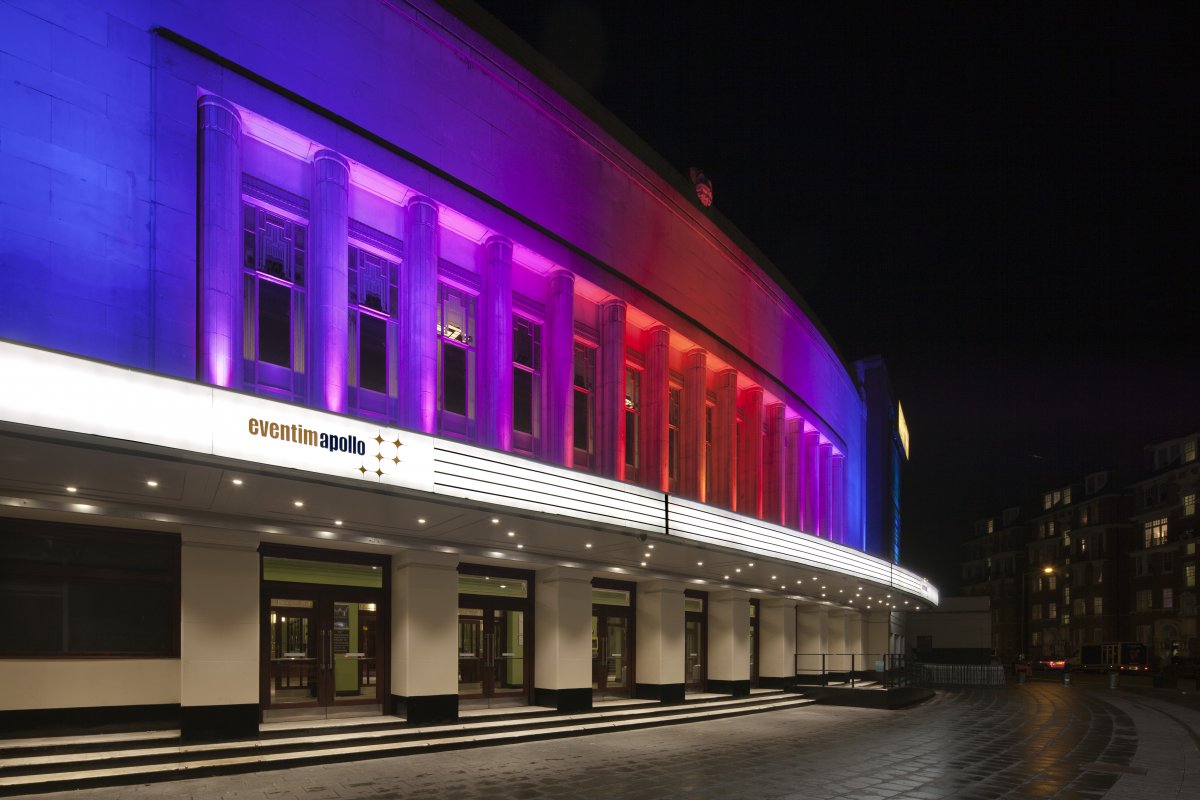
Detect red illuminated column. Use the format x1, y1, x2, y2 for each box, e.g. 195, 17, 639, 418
400, 196, 438, 434
785, 418, 804, 528
309, 150, 350, 413
641, 325, 670, 491
738, 387, 763, 517
681, 348, 707, 500
480, 236, 513, 451
711, 369, 738, 509
832, 453, 846, 544
819, 443, 833, 538
543, 269, 575, 466
762, 403, 785, 524
597, 299, 627, 480
198, 95, 242, 389
802, 430, 820, 533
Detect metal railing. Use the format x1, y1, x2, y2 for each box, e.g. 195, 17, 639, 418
910, 662, 1006, 687
793, 652, 911, 689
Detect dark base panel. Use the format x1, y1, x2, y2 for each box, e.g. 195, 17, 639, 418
391, 694, 459, 725
0, 703, 180, 740
634, 683, 685, 705
533, 687, 592, 713
706, 679, 751, 697
180, 704, 259, 742
756, 675, 795, 689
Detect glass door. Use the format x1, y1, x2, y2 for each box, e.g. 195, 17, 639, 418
749, 599, 760, 687
592, 612, 631, 699
457, 604, 527, 705
685, 592, 706, 693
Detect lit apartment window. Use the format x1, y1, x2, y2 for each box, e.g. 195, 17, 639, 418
1048, 521, 1056, 537
512, 316, 541, 453
1144, 518, 1168, 548
1063, 487, 1071, 505
1048, 602, 1057, 620
1093, 596, 1103, 615
1164, 588, 1174, 610
1031, 632, 1041, 647
347, 245, 398, 417
1063, 586, 1070, 605
437, 283, 476, 438
572, 343, 596, 468
1047, 575, 1057, 591
1186, 563, 1196, 588
985, 519, 994, 534
242, 204, 307, 398
1043, 493, 1052, 510
1080, 506, 1089, 526
1185, 439, 1197, 463
1184, 493, 1197, 517
1074, 599, 1085, 616
1135, 590, 1152, 611
1062, 613, 1070, 626
624, 367, 641, 480
667, 387, 681, 489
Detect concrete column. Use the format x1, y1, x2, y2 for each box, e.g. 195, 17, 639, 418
681, 348, 707, 500
844, 611, 864, 674
737, 387, 763, 517
759, 599, 797, 687
309, 150, 350, 413
711, 369, 738, 509
401, 196, 439, 434
796, 604, 828, 681
819, 444, 834, 538
827, 610, 848, 672
785, 418, 804, 529
863, 609, 892, 658
641, 326, 670, 491
762, 404, 786, 524
832, 453, 845, 544
180, 526, 259, 741
597, 299, 627, 479
707, 591, 751, 696
197, 95, 242, 389
480, 236, 513, 451
802, 431, 821, 534
533, 567, 593, 712
635, 579, 686, 703
390, 550, 459, 724
543, 269, 575, 466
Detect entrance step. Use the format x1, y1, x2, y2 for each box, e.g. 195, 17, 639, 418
0, 691, 814, 796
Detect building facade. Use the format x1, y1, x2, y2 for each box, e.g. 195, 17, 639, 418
0, 0, 935, 740
961, 506, 1030, 663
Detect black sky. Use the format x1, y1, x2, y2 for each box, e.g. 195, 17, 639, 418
470, 1, 1199, 592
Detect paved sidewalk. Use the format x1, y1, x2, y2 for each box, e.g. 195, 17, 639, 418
22, 682, 1200, 799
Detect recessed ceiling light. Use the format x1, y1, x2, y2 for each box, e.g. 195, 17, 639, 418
65, 486, 77, 493
585, 543, 593, 548
724, 575, 730, 579
640, 561, 647, 566
231, 478, 243, 486
644, 552, 651, 558
748, 563, 754, 567
735, 568, 741, 573
491, 518, 499, 524
146, 480, 158, 488
294, 500, 304, 507
771, 575, 777, 580
418, 518, 426, 524
507, 531, 516, 537
517, 544, 524, 549
648, 544, 654, 549
334, 520, 343, 526
697, 561, 704, 566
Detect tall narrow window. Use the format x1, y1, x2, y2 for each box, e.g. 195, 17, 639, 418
704, 403, 714, 498
347, 245, 398, 418
624, 367, 641, 481
573, 342, 596, 469
667, 387, 681, 490
437, 284, 476, 438
242, 204, 306, 399
512, 315, 541, 453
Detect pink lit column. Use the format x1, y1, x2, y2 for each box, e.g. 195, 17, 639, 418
832, 453, 845, 544
785, 418, 804, 528
641, 326, 669, 491
543, 269, 575, 466
737, 387, 763, 518
401, 197, 438, 434
819, 443, 833, 538
309, 150, 349, 412
597, 299, 627, 480
762, 403, 785, 524
480, 236, 513, 451
711, 369, 738, 509
198, 95, 242, 388
802, 430, 820, 533
681, 349, 707, 500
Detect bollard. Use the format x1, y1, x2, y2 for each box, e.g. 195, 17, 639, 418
1063, 671, 1071, 686
1017, 670, 1027, 685
1108, 671, 1118, 689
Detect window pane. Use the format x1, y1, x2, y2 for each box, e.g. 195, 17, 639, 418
574, 389, 590, 452
67, 582, 173, 654
443, 343, 468, 415
259, 280, 292, 367
514, 367, 534, 434
513, 317, 539, 369
359, 314, 388, 393
573, 344, 593, 389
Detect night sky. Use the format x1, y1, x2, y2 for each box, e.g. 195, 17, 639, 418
470, 1, 1199, 593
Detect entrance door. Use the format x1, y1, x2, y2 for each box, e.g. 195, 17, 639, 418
458, 604, 527, 705
592, 611, 631, 699
265, 592, 380, 717
750, 599, 760, 687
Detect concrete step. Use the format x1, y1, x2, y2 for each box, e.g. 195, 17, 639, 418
0, 692, 815, 796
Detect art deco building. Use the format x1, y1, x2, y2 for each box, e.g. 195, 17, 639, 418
0, 0, 934, 740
